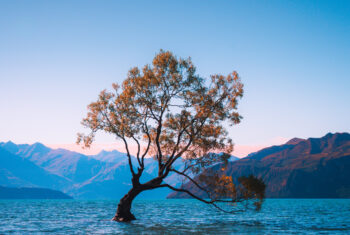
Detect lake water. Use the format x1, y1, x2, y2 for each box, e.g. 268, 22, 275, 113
0, 199, 349, 234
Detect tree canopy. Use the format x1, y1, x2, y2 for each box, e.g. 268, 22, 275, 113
78, 50, 265, 221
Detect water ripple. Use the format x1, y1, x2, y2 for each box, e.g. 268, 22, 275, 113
0, 199, 349, 234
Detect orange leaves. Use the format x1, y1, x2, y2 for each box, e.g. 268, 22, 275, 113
75, 50, 268, 213
197, 172, 237, 200
195, 170, 266, 211
78, 50, 243, 173
76, 132, 94, 148
215, 175, 237, 198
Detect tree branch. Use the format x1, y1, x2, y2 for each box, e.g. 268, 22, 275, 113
132, 136, 142, 168
169, 168, 211, 198
100, 110, 136, 177
121, 137, 136, 177
141, 122, 151, 167
158, 184, 246, 213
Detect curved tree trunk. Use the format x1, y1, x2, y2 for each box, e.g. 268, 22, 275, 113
112, 187, 142, 222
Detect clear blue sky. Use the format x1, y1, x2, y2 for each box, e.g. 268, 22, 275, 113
1, 0, 349, 149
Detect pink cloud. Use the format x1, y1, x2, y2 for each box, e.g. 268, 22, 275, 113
232, 145, 265, 158
232, 136, 289, 157
46, 136, 289, 158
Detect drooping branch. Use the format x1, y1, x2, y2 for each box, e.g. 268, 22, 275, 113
169, 168, 211, 198
155, 184, 246, 213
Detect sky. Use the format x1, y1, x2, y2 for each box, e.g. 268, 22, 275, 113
0, 0, 349, 157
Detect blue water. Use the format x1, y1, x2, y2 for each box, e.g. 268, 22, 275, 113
0, 199, 349, 234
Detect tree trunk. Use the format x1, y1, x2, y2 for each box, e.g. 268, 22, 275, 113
112, 187, 142, 222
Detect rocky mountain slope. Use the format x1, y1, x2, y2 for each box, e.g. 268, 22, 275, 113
168, 132, 350, 199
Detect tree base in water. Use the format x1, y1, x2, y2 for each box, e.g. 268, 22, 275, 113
112, 187, 141, 222
112, 213, 136, 222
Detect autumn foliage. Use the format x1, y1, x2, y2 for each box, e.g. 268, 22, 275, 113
78, 50, 265, 221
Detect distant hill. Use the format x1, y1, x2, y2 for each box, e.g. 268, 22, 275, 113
0, 186, 72, 199
90, 150, 129, 163
0, 142, 187, 199
0, 147, 70, 190
0, 142, 110, 184
168, 132, 350, 199
0, 142, 170, 199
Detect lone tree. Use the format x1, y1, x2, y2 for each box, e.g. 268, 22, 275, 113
77, 50, 265, 222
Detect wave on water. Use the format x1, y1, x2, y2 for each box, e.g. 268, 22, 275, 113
0, 199, 349, 234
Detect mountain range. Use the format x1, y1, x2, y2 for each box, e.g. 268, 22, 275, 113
0, 141, 238, 199
1, 132, 349, 200
168, 132, 350, 199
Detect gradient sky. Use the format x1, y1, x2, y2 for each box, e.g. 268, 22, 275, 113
1, 0, 349, 156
